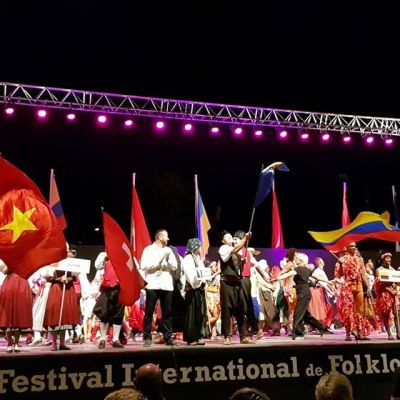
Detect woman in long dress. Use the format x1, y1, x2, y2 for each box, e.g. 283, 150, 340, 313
0, 259, 33, 353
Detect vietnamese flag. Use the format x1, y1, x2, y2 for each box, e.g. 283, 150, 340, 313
0, 157, 67, 278
103, 210, 146, 305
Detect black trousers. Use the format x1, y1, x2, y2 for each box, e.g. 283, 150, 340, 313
220, 280, 246, 338
93, 286, 124, 325
143, 289, 173, 341
293, 288, 325, 338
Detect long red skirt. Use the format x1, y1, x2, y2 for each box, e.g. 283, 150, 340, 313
0, 273, 33, 329
43, 281, 79, 330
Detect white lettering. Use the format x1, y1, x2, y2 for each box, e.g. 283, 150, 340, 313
0, 370, 15, 394
194, 367, 211, 382
12, 376, 28, 393
246, 364, 260, 380
121, 364, 135, 386
163, 368, 177, 384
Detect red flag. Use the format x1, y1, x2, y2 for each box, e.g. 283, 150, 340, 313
342, 182, 350, 227
271, 180, 284, 248
103, 210, 146, 305
49, 169, 67, 230
130, 175, 151, 261
0, 157, 67, 278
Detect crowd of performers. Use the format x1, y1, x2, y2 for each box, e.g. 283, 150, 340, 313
1, 232, 400, 353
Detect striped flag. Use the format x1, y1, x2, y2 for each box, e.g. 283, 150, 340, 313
271, 179, 284, 248
195, 175, 211, 259
342, 181, 350, 228
49, 169, 67, 230
392, 185, 400, 252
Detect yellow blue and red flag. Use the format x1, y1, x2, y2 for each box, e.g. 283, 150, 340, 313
195, 175, 211, 259
49, 169, 67, 230
309, 211, 400, 252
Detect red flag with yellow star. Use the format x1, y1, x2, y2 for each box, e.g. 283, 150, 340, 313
0, 157, 67, 278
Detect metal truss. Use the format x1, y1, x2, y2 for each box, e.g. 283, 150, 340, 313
1, 81, 400, 136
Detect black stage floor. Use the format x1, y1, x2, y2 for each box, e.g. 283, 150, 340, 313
0, 329, 397, 400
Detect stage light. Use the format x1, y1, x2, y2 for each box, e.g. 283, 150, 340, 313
321, 132, 330, 142
342, 135, 352, 144
278, 130, 288, 139
365, 136, 374, 145
184, 123, 193, 132
300, 132, 309, 141
97, 115, 107, 124
37, 109, 47, 119
233, 127, 243, 136
211, 126, 220, 134
66, 113, 76, 121
5, 107, 15, 115
254, 129, 263, 137
155, 121, 165, 129
124, 119, 134, 127
384, 137, 394, 146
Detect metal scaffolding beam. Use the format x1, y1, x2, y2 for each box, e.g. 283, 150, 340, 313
1, 81, 400, 136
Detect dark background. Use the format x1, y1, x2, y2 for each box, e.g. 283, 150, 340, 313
1, 2, 400, 252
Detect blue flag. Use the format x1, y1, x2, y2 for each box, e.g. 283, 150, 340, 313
254, 168, 274, 207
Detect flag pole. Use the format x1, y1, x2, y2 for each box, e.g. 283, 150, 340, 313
194, 174, 199, 236
248, 164, 264, 232
131, 173, 136, 251
49, 168, 54, 201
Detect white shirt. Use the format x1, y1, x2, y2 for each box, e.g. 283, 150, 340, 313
183, 254, 207, 289
140, 243, 177, 291
219, 244, 233, 262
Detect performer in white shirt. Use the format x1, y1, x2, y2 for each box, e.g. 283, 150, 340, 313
140, 229, 178, 347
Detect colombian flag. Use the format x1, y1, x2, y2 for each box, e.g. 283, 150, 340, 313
49, 169, 67, 230
195, 175, 211, 259
309, 211, 400, 252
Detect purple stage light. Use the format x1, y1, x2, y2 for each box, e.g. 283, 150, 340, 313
321, 133, 330, 142
97, 115, 107, 124
184, 123, 193, 131
211, 126, 220, 134
365, 136, 374, 145
254, 130, 263, 137
279, 130, 288, 139
342, 136, 352, 143
37, 109, 47, 118
66, 113, 76, 121
384, 137, 394, 146
5, 107, 15, 115
155, 121, 165, 129
124, 119, 134, 127
300, 132, 309, 141
234, 127, 243, 135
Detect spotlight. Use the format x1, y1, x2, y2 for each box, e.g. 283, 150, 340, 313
184, 123, 193, 132
278, 130, 288, 139
342, 135, 352, 144
234, 127, 243, 135
66, 113, 76, 121
210, 126, 220, 135
384, 137, 394, 146
124, 119, 134, 127
155, 121, 165, 130
97, 115, 107, 124
321, 132, 330, 142
365, 136, 374, 145
5, 107, 15, 115
37, 109, 47, 119
300, 131, 309, 141
254, 129, 263, 137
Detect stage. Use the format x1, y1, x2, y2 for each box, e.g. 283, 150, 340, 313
0, 330, 397, 400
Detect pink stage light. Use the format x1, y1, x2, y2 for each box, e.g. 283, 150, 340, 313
279, 130, 288, 139
97, 115, 107, 124
66, 113, 76, 121
5, 107, 15, 115
234, 127, 243, 135
342, 136, 352, 144
385, 138, 394, 145
37, 109, 47, 118
124, 119, 134, 127
321, 133, 330, 142
155, 121, 165, 129
254, 130, 263, 137
365, 136, 374, 145
300, 132, 309, 141
184, 123, 193, 132
211, 127, 220, 134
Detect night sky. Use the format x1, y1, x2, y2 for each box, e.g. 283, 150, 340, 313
1, 2, 400, 251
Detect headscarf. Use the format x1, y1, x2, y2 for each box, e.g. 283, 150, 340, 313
185, 238, 201, 256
